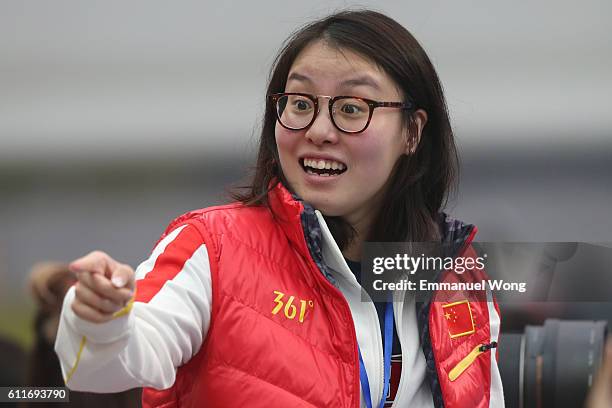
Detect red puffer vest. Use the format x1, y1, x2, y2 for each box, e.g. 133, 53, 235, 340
140, 181, 502, 408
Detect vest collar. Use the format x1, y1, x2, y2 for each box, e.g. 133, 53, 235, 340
267, 180, 339, 285
268, 179, 304, 223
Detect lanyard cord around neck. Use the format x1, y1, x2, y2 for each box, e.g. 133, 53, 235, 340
358, 301, 394, 408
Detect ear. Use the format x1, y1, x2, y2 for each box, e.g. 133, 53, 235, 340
404, 109, 428, 155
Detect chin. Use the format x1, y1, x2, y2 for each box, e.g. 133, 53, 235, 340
302, 197, 347, 217
291, 183, 350, 216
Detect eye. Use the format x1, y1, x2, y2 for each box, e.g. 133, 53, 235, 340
340, 103, 362, 115
296, 100, 310, 110
289, 97, 313, 112
334, 97, 369, 117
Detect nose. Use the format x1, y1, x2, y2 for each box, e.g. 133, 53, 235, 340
304, 98, 340, 146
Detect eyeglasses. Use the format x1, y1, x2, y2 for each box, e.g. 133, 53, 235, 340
270, 92, 415, 134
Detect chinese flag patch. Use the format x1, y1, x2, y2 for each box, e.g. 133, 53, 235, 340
442, 300, 475, 338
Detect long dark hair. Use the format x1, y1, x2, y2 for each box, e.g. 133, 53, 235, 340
233, 9, 458, 248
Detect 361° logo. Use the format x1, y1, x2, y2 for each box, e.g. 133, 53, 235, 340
272, 290, 314, 323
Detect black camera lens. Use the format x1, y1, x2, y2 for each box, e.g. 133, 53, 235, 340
499, 319, 607, 408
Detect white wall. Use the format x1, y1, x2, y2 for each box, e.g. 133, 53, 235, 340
1, 0, 610, 163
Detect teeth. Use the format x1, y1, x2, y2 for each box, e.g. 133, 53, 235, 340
303, 158, 346, 171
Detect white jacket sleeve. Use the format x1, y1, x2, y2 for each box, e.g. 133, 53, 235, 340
54, 223, 212, 392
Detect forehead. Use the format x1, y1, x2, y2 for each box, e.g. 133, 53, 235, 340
287, 40, 399, 95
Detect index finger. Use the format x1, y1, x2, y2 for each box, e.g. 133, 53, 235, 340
69, 250, 119, 279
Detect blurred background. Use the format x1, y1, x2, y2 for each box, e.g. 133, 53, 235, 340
0, 0, 610, 356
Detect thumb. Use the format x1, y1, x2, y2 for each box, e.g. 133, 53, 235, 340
110, 263, 135, 290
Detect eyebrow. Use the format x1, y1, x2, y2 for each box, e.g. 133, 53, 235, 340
286, 72, 382, 91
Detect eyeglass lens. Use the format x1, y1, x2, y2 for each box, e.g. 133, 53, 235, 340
276, 94, 370, 133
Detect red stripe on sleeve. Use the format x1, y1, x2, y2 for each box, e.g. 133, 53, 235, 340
135, 224, 203, 303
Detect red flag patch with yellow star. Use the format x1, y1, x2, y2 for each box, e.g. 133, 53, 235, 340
442, 300, 475, 338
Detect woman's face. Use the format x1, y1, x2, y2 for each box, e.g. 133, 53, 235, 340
275, 40, 411, 230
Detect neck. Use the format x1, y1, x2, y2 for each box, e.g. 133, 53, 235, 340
342, 239, 362, 261
341, 215, 372, 261
339, 185, 389, 260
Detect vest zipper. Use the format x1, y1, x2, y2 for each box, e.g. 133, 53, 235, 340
309, 209, 384, 407
448, 341, 497, 381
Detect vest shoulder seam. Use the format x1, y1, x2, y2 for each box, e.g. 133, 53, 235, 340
217, 229, 297, 273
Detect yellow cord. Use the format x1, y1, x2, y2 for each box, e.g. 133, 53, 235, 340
64, 336, 87, 384
112, 292, 135, 319
64, 291, 135, 384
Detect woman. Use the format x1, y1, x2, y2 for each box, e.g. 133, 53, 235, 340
55, 10, 503, 408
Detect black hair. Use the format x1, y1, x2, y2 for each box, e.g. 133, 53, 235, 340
233, 9, 458, 248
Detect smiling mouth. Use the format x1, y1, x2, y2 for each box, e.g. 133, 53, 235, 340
300, 158, 347, 177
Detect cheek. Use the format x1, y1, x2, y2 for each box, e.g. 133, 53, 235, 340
275, 123, 297, 154
275, 130, 289, 165
349, 133, 396, 169
348, 128, 405, 180
275, 125, 301, 175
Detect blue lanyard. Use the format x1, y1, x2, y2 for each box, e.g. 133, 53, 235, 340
358, 301, 394, 408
